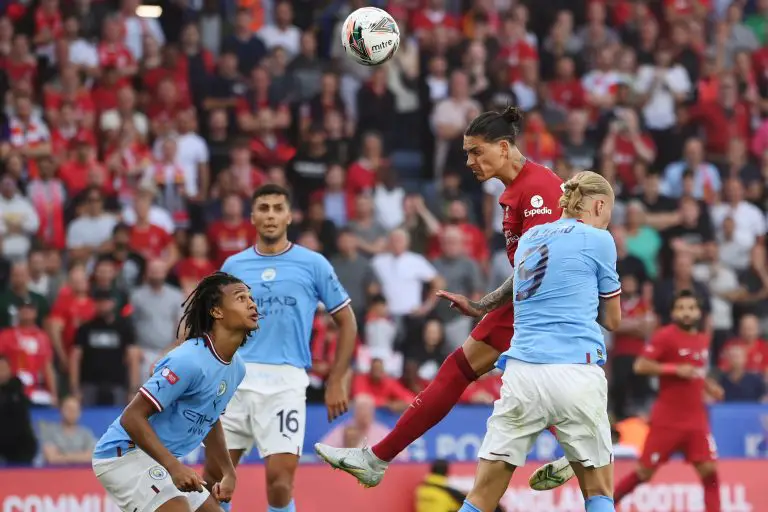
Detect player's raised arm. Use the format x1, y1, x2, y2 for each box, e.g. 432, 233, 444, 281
437, 272, 514, 318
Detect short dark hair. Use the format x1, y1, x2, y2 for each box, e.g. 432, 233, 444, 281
464, 105, 523, 144
252, 184, 291, 205
672, 289, 700, 309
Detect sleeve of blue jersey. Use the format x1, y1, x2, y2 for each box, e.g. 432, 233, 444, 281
591, 229, 622, 299
314, 254, 351, 315
138, 351, 199, 413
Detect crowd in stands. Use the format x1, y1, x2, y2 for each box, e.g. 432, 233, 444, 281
1, 0, 768, 465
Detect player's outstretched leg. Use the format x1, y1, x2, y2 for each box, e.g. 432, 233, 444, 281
315, 345, 482, 486
614, 466, 653, 504
694, 461, 721, 512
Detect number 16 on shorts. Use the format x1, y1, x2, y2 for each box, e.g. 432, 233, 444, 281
221, 388, 307, 458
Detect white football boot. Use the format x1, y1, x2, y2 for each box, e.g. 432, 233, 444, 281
528, 457, 576, 491
314, 443, 388, 488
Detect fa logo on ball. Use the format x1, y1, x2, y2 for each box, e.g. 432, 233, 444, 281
530, 195, 544, 208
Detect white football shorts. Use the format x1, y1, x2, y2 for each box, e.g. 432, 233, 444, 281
92, 449, 210, 512
479, 359, 613, 468
220, 363, 309, 458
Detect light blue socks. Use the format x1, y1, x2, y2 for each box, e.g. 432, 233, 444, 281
459, 500, 482, 512
585, 495, 615, 511
268, 500, 296, 512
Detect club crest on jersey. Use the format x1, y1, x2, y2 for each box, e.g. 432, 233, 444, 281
261, 268, 277, 281
217, 381, 227, 396
161, 367, 179, 385
530, 195, 544, 208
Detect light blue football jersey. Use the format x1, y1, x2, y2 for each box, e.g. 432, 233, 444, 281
221, 243, 351, 368
93, 337, 246, 460
498, 218, 621, 368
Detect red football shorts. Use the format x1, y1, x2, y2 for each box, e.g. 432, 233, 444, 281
639, 426, 718, 468
470, 302, 515, 353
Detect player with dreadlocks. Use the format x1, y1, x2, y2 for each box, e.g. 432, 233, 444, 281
92, 272, 258, 512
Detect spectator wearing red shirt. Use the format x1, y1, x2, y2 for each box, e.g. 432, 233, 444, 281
610, 274, 657, 420
58, 135, 108, 196
128, 193, 177, 264
600, 107, 656, 194
498, 17, 538, 83
664, 0, 711, 22
175, 233, 216, 293
3, 94, 52, 177
352, 358, 415, 413
719, 314, 768, 375
50, 102, 95, 158
90, 65, 122, 113
347, 132, 385, 196
226, 140, 266, 200
97, 16, 137, 85
33, 0, 62, 57
207, 193, 257, 267
3, 34, 37, 84
544, 56, 586, 113
146, 78, 192, 131
43, 64, 95, 130
48, 265, 95, 367
411, 0, 461, 41
143, 45, 190, 102
691, 73, 751, 159
428, 200, 489, 265
27, 156, 67, 250
249, 108, 296, 169
0, 299, 57, 405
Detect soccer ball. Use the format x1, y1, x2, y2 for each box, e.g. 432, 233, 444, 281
341, 7, 400, 66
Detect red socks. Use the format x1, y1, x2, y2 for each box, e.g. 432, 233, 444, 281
614, 471, 642, 504
372, 348, 476, 462
702, 472, 721, 512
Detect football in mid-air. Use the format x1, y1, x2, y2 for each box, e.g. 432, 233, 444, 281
341, 7, 400, 66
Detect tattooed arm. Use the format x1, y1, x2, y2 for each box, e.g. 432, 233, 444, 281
436, 274, 515, 318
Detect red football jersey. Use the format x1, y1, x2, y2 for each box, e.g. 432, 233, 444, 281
498, 160, 564, 266
50, 288, 96, 351
643, 325, 710, 429
207, 220, 257, 267
718, 339, 768, 374
129, 224, 173, 260
176, 258, 216, 283
0, 326, 53, 397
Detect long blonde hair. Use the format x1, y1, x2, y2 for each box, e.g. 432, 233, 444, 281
559, 171, 614, 217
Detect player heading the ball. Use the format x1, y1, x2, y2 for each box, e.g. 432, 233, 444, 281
92, 272, 258, 512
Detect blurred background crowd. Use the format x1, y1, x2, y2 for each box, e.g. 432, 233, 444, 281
1, 0, 768, 467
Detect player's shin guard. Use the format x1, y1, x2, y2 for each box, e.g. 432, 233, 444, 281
614, 471, 642, 503
702, 472, 721, 512
585, 496, 615, 511
459, 500, 482, 512
371, 348, 476, 462
268, 500, 296, 512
